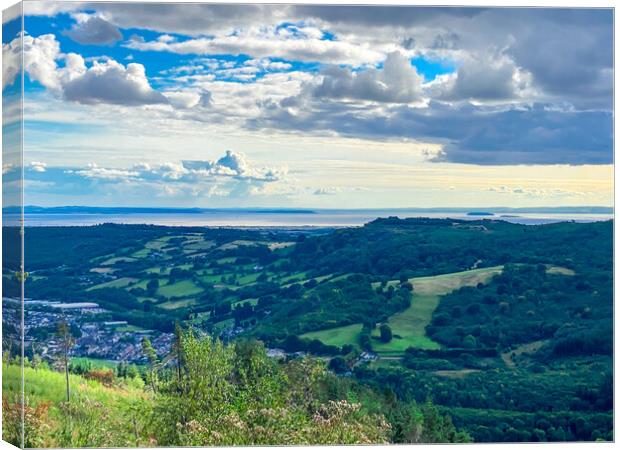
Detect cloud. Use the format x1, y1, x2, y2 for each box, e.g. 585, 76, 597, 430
65, 16, 122, 45
246, 59, 292, 71
182, 150, 287, 182
27, 151, 289, 203
313, 51, 424, 103
5, 33, 166, 106
124, 25, 386, 66
2, 33, 22, 90
19, 34, 63, 91
251, 100, 612, 165
62, 59, 168, 105
66, 151, 286, 184
29, 161, 47, 173
80, 3, 275, 36
502, 9, 612, 109
164, 89, 212, 109
72, 164, 140, 180
443, 56, 526, 101
17, 5, 613, 170
487, 185, 589, 198
23, 4, 612, 110
314, 187, 340, 195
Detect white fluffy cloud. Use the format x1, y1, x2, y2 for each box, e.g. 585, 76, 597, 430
313, 51, 424, 103
70, 151, 286, 184
72, 164, 140, 180
29, 161, 48, 173
2, 33, 23, 90
164, 90, 212, 109
62, 59, 167, 105
3, 33, 166, 106
124, 25, 386, 66
182, 150, 287, 182
21, 34, 63, 91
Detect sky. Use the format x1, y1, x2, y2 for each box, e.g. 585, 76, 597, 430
1, 2, 614, 209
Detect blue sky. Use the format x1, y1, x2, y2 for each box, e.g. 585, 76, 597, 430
2, 3, 613, 208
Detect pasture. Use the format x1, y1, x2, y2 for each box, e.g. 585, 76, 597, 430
372, 266, 504, 355
301, 323, 364, 348
306, 266, 505, 356
87, 277, 139, 291
157, 279, 203, 298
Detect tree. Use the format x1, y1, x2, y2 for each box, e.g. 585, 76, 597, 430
141, 337, 159, 391
462, 335, 477, 349
173, 322, 185, 386
57, 320, 75, 402
359, 332, 372, 351
146, 279, 159, 296
328, 356, 347, 374
379, 324, 393, 343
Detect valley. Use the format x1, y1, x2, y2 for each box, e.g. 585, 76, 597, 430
2, 216, 613, 444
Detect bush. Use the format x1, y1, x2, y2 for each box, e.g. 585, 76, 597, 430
84, 369, 115, 386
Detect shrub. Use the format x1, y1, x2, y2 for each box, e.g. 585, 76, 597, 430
84, 369, 115, 386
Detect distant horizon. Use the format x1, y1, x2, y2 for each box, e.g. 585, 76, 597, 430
4, 205, 615, 214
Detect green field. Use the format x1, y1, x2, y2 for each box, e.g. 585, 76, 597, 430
144, 266, 169, 274
278, 271, 310, 284
158, 298, 198, 310
145, 239, 169, 250
217, 257, 237, 264
236, 272, 261, 285
301, 323, 364, 348
182, 240, 215, 253
90, 267, 117, 274
546, 265, 576, 276
157, 279, 203, 298
233, 298, 259, 307
197, 273, 225, 284
100, 256, 138, 266
371, 293, 442, 353
3, 364, 143, 405
127, 279, 150, 290
70, 357, 118, 370
87, 277, 139, 291
372, 266, 504, 355
303, 266, 505, 355
131, 248, 151, 258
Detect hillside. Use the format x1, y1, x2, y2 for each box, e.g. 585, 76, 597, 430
2, 217, 613, 443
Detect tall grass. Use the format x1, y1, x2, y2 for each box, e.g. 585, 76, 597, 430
2, 363, 151, 447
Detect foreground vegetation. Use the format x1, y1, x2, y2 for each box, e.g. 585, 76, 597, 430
3, 334, 470, 447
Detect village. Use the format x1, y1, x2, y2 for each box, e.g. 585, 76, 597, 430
3, 296, 174, 363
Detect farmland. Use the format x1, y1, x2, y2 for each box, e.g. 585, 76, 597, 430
303, 266, 505, 355
5, 217, 612, 444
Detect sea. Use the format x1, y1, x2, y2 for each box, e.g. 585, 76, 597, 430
5, 209, 614, 228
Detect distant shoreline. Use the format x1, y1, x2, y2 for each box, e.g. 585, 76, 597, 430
3, 205, 615, 215
2, 210, 613, 228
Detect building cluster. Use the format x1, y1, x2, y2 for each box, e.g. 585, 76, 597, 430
2, 297, 173, 364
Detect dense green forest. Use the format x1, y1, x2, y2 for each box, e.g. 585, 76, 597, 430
2, 217, 613, 444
